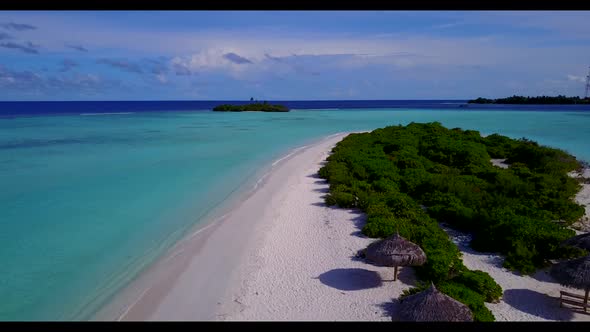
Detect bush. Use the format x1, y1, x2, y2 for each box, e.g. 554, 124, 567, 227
362, 220, 397, 238
453, 270, 503, 302
325, 191, 356, 208
366, 201, 395, 219
503, 240, 538, 274
372, 178, 400, 193
437, 281, 495, 322
385, 192, 422, 219
415, 235, 466, 282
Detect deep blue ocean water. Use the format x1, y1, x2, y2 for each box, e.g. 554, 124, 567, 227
1, 100, 589, 117
0, 100, 589, 321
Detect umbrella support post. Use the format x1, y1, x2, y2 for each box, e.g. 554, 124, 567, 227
394, 266, 398, 281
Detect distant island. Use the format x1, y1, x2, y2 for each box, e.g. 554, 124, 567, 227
468, 95, 590, 105
212, 102, 290, 112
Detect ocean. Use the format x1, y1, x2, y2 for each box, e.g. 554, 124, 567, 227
1, 100, 589, 320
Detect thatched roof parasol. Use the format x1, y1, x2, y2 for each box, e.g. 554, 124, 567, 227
365, 232, 427, 281
398, 283, 473, 322
562, 233, 590, 251
550, 254, 590, 309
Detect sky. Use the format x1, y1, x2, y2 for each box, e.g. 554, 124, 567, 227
0, 11, 589, 101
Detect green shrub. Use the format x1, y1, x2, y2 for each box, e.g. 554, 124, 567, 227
372, 178, 400, 193
362, 216, 409, 238
325, 191, 356, 208
415, 238, 466, 282
503, 240, 538, 274
385, 192, 422, 219
366, 202, 394, 219
437, 281, 495, 322
453, 270, 503, 302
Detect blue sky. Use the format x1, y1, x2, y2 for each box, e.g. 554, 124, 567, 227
0, 11, 589, 101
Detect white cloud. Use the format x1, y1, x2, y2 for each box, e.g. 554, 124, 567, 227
431, 22, 465, 30
170, 48, 255, 77
567, 74, 587, 83
155, 73, 167, 84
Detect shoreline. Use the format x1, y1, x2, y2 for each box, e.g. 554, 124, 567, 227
93, 132, 352, 321
215, 131, 417, 321
94, 131, 590, 321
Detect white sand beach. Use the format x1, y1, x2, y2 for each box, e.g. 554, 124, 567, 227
98, 133, 590, 322
570, 168, 590, 232
216, 133, 415, 321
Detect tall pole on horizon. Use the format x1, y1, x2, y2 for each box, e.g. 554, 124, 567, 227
586, 66, 590, 99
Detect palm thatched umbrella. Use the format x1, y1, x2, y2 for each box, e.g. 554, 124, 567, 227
365, 232, 426, 281
550, 254, 590, 311
562, 232, 590, 251
398, 283, 473, 322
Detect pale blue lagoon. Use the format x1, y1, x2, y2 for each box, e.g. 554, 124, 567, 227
1, 108, 590, 320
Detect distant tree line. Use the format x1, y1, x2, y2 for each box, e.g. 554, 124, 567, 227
212, 102, 290, 112
319, 122, 587, 321
468, 95, 590, 105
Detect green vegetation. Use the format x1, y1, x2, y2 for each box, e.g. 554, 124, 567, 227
212, 102, 289, 112
319, 122, 588, 321
468, 95, 590, 105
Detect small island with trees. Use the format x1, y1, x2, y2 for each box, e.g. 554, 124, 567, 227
468, 95, 590, 105
212, 101, 290, 112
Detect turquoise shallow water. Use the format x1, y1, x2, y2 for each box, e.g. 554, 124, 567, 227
1, 109, 590, 321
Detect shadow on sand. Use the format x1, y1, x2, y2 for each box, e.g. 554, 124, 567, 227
395, 266, 418, 285
317, 268, 383, 291
529, 268, 561, 284
307, 172, 324, 180
376, 298, 400, 320
312, 187, 329, 194
309, 172, 329, 206
503, 288, 575, 321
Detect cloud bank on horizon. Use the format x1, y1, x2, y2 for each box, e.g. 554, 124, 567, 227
0, 11, 589, 101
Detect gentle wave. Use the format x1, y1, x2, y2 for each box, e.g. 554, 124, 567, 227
271, 145, 309, 167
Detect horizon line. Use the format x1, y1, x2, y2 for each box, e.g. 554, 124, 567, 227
0, 99, 473, 102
